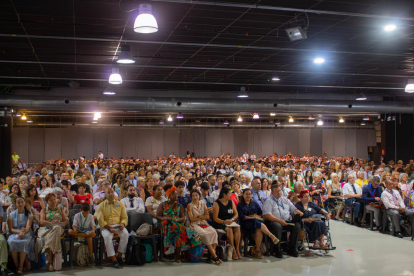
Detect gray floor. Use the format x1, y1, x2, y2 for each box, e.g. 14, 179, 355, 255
32, 220, 414, 276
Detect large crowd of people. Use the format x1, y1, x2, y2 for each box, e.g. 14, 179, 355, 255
1, 150, 413, 274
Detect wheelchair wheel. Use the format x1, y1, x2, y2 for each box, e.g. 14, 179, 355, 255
297, 243, 305, 253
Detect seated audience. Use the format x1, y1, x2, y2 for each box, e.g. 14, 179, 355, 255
263, 184, 303, 258
295, 190, 330, 248
399, 173, 411, 199
287, 182, 304, 204
68, 203, 96, 265
0, 207, 7, 275
7, 197, 35, 275
250, 177, 268, 209
381, 179, 414, 238
261, 178, 271, 197
145, 185, 166, 225
327, 173, 344, 219
73, 183, 93, 205
140, 177, 155, 202
96, 187, 128, 268
187, 189, 222, 265
361, 176, 383, 230
37, 177, 53, 199
120, 185, 145, 213
24, 184, 45, 213
211, 187, 242, 260
237, 189, 279, 259
342, 174, 362, 226
175, 181, 191, 208
54, 187, 69, 216
39, 193, 68, 272
355, 171, 368, 188
156, 185, 201, 263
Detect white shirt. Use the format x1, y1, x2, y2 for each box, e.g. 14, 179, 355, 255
211, 189, 220, 201
241, 183, 250, 189
244, 171, 254, 180
121, 197, 145, 213
242, 153, 249, 160
37, 187, 53, 198
145, 196, 166, 213
253, 171, 262, 178
342, 182, 362, 196
363, 171, 372, 180
251, 155, 256, 160
98, 153, 104, 159
381, 189, 405, 210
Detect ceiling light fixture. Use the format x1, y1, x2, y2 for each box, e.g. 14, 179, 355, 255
134, 4, 158, 34
103, 87, 116, 95
271, 72, 280, 81
223, 120, 229, 125
21, 114, 27, 120
285, 26, 307, 41
109, 68, 122, 84
16, 111, 22, 117
356, 93, 367, 100
159, 119, 164, 125
363, 116, 370, 121
339, 117, 345, 123
94, 112, 101, 119
361, 121, 366, 126
27, 120, 33, 123
275, 120, 281, 125
237, 116, 243, 122
405, 79, 414, 93
167, 115, 173, 122
317, 119, 324, 126
314, 57, 325, 64
308, 115, 315, 120
253, 113, 259, 119
289, 116, 294, 123
384, 24, 396, 32
176, 113, 183, 119
270, 113, 276, 116
237, 86, 248, 98
92, 121, 98, 124
117, 45, 135, 64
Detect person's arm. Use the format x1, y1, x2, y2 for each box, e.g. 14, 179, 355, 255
137, 198, 145, 213
212, 202, 227, 224
39, 209, 53, 227
140, 190, 146, 202
8, 218, 20, 234
236, 204, 247, 221
72, 214, 79, 231
120, 202, 128, 228
187, 204, 199, 222
175, 205, 186, 223
199, 202, 210, 220
61, 208, 68, 227
327, 185, 334, 199
155, 203, 165, 221
95, 203, 107, 229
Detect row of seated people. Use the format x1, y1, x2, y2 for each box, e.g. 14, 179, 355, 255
0, 178, 332, 274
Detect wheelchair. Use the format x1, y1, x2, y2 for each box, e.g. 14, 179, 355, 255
297, 216, 336, 254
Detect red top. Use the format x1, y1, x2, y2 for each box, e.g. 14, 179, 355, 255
74, 193, 93, 205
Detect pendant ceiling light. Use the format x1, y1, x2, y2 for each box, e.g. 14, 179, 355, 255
405, 79, 414, 93
134, 4, 158, 34
109, 68, 122, 84
339, 117, 345, 123
289, 116, 294, 123
253, 113, 259, 119
176, 113, 183, 119
117, 45, 135, 64
317, 119, 324, 126
223, 120, 229, 125
237, 116, 243, 122
237, 86, 248, 98
21, 114, 27, 120
167, 115, 173, 121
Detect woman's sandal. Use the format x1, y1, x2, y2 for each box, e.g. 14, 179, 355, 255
17, 266, 23, 275
254, 250, 264, 259
270, 234, 280, 245
211, 257, 221, 266
48, 264, 54, 272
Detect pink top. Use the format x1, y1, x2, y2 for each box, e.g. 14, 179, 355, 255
401, 183, 412, 193
33, 201, 42, 213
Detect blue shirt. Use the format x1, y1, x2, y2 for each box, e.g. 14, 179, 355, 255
361, 184, 383, 204
178, 194, 191, 208
250, 189, 268, 210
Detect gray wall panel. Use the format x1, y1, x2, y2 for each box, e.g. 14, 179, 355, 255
221, 129, 234, 156
273, 129, 286, 156
163, 129, 180, 158
322, 129, 334, 157
333, 129, 346, 157
345, 129, 357, 158
193, 129, 206, 157
93, 128, 108, 159
61, 128, 77, 159
206, 129, 221, 157
76, 128, 93, 159
247, 129, 260, 157
310, 129, 322, 157
136, 129, 151, 160
107, 130, 122, 159
233, 129, 248, 157
45, 129, 61, 160
151, 129, 164, 159
179, 129, 194, 158
298, 129, 311, 157
259, 129, 274, 157
122, 128, 137, 159
28, 128, 45, 164
12, 127, 29, 163
286, 129, 300, 156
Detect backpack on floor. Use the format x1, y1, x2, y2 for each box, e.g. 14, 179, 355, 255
216, 243, 228, 262
142, 242, 153, 263
125, 237, 145, 266
401, 220, 412, 237
77, 244, 89, 266
189, 245, 208, 263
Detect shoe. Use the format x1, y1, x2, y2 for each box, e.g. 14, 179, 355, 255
113, 261, 120, 268
1, 268, 8, 276
378, 226, 382, 232
117, 257, 124, 266
88, 257, 95, 266
287, 250, 299, 258
396, 232, 404, 238
354, 221, 362, 227
274, 250, 283, 259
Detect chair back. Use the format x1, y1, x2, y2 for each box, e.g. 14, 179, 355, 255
129, 212, 152, 232
68, 209, 80, 228
73, 204, 82, 210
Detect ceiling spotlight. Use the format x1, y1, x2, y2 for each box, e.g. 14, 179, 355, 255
270, 113, 276, 116
237, 116, 243, 122
176, 113, 183, 119
103, 87, 116, 95
356, 93, 367, 100
167, 115, 173, 122
285, 26, 307, 41
275, 120, 281, 125
317, 119, 324, 126
21, 114, 27, 120
361, 122, 366, 126
16, 111, 22, 117
223, 120, 229, 125
237, 86, 248, 98
68, 80, 80, 89
271, 72, 280, 81
134, 4, 158, 34
27, 120, 33, 123
363, 116, 370, 121
289, 116, 294, 123
384, 24, 396, 32
117, 45, 135, 64
94, 112, 101, 119
109, 68, 122, 84
339, 117, 345, 123
92, 121, 98, 124
405, 79, 414, 93
253, 113, 260, 119
159, 119, 164, 125
308, 115, 315, 120
314, 57, 325, 64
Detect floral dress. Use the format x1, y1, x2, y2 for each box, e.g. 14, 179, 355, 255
39, 207, 65, 254
159, 201, 201, 252
7, 210, 36, 261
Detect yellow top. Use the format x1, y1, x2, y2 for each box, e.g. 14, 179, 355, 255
12, 155, 19, 163
95, 199, 128, 228
355, 178, 368, 188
